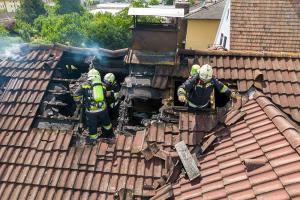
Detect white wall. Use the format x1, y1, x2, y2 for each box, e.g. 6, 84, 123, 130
214, 0, 231, 49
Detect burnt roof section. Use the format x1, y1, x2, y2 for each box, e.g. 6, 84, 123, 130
178, 49, 300, 123
185, 0, 226, 19
0, 47, 63, 131
230, 0, 300, 52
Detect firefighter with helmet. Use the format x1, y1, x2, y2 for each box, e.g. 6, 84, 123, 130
178, 64, 237, 108
103, 73, 121, 112
74, 69, 114, 144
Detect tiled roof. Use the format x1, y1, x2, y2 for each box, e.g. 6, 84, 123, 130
1, 90, 299, 199
0, 129, 165, 199
185, 0, 225, 20
150, 92, 300, 199
230, 0, 300, 52
0, 45, 299, 199
177, 49, 300, 123
0, 47, 63, 131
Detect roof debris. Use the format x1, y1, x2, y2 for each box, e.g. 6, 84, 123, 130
175, 141, 200, 181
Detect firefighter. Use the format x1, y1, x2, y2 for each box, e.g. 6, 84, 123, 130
74, 69, 114, 144
103, 73, 121, 118
178, 64, 237, 108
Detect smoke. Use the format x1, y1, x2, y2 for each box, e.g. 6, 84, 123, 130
0, 36, 25, 60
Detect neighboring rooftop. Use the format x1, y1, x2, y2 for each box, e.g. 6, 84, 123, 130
230, 0, 300, 52
185, 0, 226, 19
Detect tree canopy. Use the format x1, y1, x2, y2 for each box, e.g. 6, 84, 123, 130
13, 0, 163, 49
54, 0, 84, 15
16, 0, 46, 24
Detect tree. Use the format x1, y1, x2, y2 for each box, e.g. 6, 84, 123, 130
34, 12, 91, 46
55, 0, 84, 14
0, 25, 8, 37
149, 0, 160, 5
16, 0, 46, 24
162, 0, 173, 5
86, 12, 132, 49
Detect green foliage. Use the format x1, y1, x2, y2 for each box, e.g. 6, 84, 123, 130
16, 0, 46, 24
162, 0, 173, 5
189, 0, 195, 5
149, 0, 160, 5
131, 0, 148, 7
54, 0, 84, 14
15, 21, 36, 41
34, 12, 91, 46
0, 25, 9, 37
86, 11, 132, 49
13, 0, 163, 49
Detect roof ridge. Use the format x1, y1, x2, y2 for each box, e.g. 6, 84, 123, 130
178, 49, 300, 58
253, 91, 300, 154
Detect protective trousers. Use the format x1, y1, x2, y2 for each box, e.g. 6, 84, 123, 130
85, 109, 114, 138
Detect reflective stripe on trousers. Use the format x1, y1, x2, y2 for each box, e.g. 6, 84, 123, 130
188, 101, 209, 108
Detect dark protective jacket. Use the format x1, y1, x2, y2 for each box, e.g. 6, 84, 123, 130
74, 79, 108, 112
103, 82, 121, 109
178, 75, 231, 108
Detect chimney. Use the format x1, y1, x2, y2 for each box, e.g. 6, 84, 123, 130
176, 0, 190, 50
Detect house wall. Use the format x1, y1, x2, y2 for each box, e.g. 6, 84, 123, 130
214, 0, 230, 49
185, 19, 220, 50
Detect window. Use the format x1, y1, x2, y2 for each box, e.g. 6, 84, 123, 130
219, 33, 224, 45
223, 36, 227, 48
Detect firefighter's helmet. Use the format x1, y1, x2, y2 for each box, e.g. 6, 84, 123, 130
104, 73, 115, 85
88, 69, 100, 80
198, 64, 213, 82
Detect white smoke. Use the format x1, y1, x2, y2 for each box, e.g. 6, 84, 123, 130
0, 36, 25, 60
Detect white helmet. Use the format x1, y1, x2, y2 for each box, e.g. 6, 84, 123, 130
87, 69, 100, 80
198, 64, 213, 82
104, 73, 115, 85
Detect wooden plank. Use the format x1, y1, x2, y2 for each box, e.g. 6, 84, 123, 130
175, 141, 200, 181
201, 135, 217, 154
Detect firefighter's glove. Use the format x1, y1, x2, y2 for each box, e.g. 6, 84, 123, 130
230, 91, 238, 99
106, 91, 112, 97
178, 95, 187, 103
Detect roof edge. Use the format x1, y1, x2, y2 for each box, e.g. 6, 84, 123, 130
20, 43, 128, 58
253, 92, 300, 152
178, 49, 300, 58
185, 0, 225, 19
